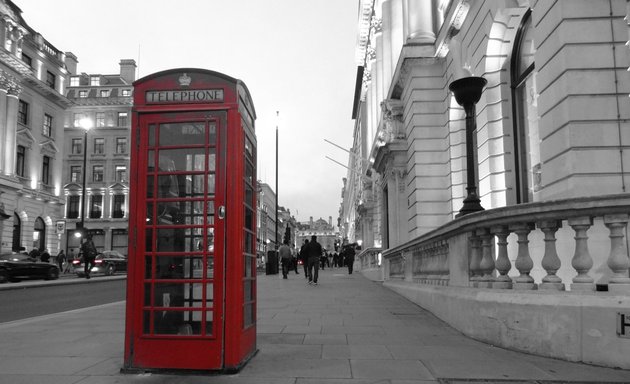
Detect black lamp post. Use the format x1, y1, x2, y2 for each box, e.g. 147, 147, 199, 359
448, 76, 487, 217
275, 111, 279, 249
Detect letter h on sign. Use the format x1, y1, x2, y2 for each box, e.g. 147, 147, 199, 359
618, 312, 630, 338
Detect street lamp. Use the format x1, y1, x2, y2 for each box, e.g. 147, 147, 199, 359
274, 111, 279, 249
448, 76, 487, 217
75, 117, 92, 238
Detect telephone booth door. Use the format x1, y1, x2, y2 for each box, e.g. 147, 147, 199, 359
124, 68, 257, 373
132, 111, 225, 369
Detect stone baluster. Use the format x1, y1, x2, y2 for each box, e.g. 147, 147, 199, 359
538, 221, 565, 291
468, 233, 482, 287
477, 228, 495, 288
491, 226, 512, 289
568, 216, 595, 291
510, 223, 536, 290
604, 214, 630, 293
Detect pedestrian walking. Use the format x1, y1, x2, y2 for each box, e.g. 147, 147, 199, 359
28, 248, 40, 261
299, 239, 309, 278
80, 235, 98, 279
344, 243, 356, 275
56, 250, 66, 271
306, 235, 323, 285
279, 241, 292, 279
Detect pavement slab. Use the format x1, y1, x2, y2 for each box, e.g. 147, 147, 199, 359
0, 268, 629, 383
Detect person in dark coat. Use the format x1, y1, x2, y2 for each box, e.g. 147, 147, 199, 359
80, 235, 98, 279
40, 249, 51, 263
344, 244, 356, 275
299, 239, 309, 278
306, 235, 323, 285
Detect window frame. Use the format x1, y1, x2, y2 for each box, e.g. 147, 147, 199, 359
94, 137, 105, 154
510, 8, 537, 204
67, 195, 80, 219
46, 70, 56, 89
92, 164, 104, 182
18, 99, 28, 125
89, 194, 103, 219
42, 155, 51, 185
115, 137, 127, 154
16, 145, 25, 177
42, 113, 53, 137
70, 165, 81, 183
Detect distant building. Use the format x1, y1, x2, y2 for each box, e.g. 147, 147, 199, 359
0, 0, 72, 255
296, 216, 339, 254
62, 59, 136, 255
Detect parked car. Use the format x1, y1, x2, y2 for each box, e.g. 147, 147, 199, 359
72, 250, 127, 277
0, 253, 60, 283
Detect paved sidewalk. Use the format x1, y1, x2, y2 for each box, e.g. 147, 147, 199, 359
0, 268, 629, 383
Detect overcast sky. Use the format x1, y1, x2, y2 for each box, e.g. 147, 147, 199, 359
17, 0, 358, 225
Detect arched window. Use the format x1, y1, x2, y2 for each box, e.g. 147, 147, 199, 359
34, 217, 46, 252
511, 10, 539, 203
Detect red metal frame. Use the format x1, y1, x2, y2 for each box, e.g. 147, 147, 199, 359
124, 69, 256, 372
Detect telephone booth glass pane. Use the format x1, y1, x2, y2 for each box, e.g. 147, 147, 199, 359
142, 118, 219, 338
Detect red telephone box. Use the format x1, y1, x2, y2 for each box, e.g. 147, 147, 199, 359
123, 68, 257, 372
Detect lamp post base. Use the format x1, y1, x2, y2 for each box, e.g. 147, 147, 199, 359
456, 193, 484, 218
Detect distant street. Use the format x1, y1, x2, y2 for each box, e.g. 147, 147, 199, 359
0, 278, 126, 323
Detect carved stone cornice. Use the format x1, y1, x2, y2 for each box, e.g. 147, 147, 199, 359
371, 17, 382, 34
391, 56, 442, 99
380, 99, 405, 142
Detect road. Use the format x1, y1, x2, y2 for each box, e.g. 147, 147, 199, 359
0, 277, 126, 323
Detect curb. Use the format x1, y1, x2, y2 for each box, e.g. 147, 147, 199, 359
0, 274, 127, 291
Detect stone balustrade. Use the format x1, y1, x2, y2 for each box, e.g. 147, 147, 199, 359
376, 194, 630, 369
382, 194, 630, 293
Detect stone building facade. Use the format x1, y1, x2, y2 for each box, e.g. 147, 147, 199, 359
343, 0, 630, 251
0, 0, 72, 255
62, 59, 136, 256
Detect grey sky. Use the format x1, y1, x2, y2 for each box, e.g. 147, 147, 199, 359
18, 0, 358, 224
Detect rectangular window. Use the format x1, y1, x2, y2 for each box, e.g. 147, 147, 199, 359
113, 194, 125, 218
115, 137, 127, 154
46, 71, 56, 89
117, 112, 128, 127
94, 138, 105, 154
16, 145, 25, 177
67, 195, 80, 219
96, 112, 105, 127
100, 89, 110, 97
115, 165, 127, 182
42, 114, 53, 137
42, 156, 50, 185
121, 89, 131, 96
78, 90, 88, 98
90, 76, 100, 86
18, 100, 28, 125
92, 165, 104, 182
89, 195, 103, 219
72, 138, 82, 154
70, 76, 80, 86
21, 53, 32, 67
70, 166, 81, 183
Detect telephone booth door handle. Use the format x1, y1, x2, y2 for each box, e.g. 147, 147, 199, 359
218, 205, 226, 219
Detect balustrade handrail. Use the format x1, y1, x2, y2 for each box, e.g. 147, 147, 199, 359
383, 193, 630, 259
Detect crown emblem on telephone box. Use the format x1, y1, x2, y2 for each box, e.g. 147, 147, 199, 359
178, 73, 191, 87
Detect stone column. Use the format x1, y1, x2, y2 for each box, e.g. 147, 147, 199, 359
569, 216, 595, 291
389, 0, 404, 65
406, 0, 435, 44
381, 0, 393, 96
491, 226, 512, 289
538, 220, 565, 290
510, 223, 537, 290
468, 233, 482, 287
4, 82, 20, 177
373, 17, 384, 117
477, 228, 495, 288
604, 214, 630, 293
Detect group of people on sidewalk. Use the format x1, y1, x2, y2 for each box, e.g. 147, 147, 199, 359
279, 235, 357, 285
